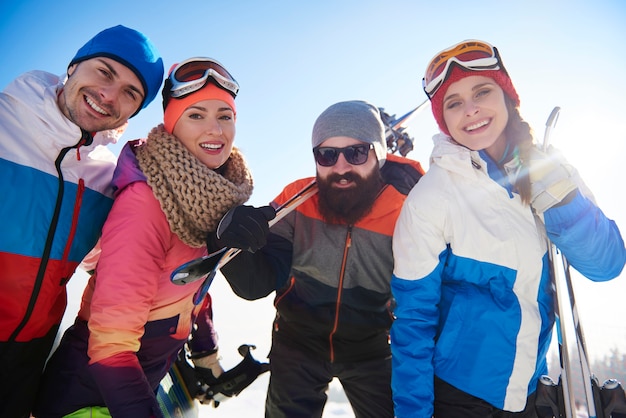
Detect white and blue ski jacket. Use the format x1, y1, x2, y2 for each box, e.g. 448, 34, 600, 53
0, 70, 119, 346
390, 134, 625, 417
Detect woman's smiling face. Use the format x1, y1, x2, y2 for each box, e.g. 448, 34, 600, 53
442, 75, 509, 160
172, 99, 236, 169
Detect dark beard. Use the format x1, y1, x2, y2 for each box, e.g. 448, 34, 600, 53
317, 169, 384, 225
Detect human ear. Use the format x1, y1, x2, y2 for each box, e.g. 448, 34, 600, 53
67, 63, 77, 77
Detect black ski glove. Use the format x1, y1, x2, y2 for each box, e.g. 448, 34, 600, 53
194, 365, 223, 407
210, 205, 276, 253
169, 348, 222, 406
200, 344, 270, 406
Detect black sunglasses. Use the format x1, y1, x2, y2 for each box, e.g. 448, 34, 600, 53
313, 144, 373, 167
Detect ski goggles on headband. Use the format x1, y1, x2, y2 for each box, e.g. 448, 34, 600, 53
313, 144, 373, 167
168, 57, 239, 99
423, 40, 501, 99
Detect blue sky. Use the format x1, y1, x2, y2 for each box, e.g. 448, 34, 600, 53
2, 0, 624, 205
3, 1, 625, 416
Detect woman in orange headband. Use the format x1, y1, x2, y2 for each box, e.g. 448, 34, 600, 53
34, 58, 255, 417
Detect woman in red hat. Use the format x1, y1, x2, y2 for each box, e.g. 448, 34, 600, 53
390, 40, 625, 417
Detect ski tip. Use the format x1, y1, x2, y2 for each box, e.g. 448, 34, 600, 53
171, 271, 190, 284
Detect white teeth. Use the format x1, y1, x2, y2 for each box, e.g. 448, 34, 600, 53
466, 120, 488, 131
200, 143, 222, 150
85, 96, 108, 115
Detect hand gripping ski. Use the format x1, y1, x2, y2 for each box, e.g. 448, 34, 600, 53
171, 180, 318, 305
535, 107, 626, 418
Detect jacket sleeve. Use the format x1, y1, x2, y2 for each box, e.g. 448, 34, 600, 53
188, 295, 219, 355
219, 180, 305, 300
545, 190, 626, 280
87, 182, 170, 417
390, 183, 447, 418
381, 153, 425, 195
220, 232, 293, 300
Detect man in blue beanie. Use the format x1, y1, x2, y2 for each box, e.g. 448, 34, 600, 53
0, 25, 164, 418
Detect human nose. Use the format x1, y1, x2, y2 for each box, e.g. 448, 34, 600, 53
99, 85, 120, 104
464, 101, 479, 116
331, 152, 352, 173
204, 118, 223, 135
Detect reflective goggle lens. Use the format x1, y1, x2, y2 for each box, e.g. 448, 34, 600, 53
423, 40, 500, 98
169, 57, 239, 98
313, 144, 373, 167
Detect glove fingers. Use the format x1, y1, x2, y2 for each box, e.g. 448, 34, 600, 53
247, 214, 271, 247
527, 145, 578, 213
216, 205, 275, 252
260, 205, 277, 221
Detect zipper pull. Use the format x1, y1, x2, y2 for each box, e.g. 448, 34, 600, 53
75, 130, 94, 161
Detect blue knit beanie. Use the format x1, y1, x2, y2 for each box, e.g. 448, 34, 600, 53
312, 100, 387, 167
69, 25, 164, 116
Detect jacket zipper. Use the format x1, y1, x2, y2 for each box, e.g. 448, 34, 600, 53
8, 130, 93, 342
59, 179, 85, 286
328, 225, 352, 363
273, 277, 296, 332
274, 277, 296, 308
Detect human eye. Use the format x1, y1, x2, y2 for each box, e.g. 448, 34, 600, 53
181, 111, 203, 120
217, 109, 235, 121
354, 145, 368, 157
98, 67, 113, 80
319, 148, 337, 160
445, 99, 462, 110
125, 89, 138, 102
475, 87, 492, 99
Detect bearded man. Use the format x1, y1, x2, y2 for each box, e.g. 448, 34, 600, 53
207, 100, 424, 418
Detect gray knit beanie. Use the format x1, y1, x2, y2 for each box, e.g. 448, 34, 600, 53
312, 100, 387, 167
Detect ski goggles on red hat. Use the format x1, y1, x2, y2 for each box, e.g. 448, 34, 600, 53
313, 144, 373, 167
168, 57, 239, 99
423, 40, 502, 99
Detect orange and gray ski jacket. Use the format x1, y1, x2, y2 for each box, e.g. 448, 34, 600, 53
222, 153, 424, 363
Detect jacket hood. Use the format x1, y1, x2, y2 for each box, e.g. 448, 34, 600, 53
430, 133, 488, 179
5, 70, 125, 150
111, 140, 147, 196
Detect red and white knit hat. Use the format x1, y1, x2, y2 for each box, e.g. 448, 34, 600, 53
428, 61, 520, 136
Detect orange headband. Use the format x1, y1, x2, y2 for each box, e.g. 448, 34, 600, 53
164, 82, 236, 134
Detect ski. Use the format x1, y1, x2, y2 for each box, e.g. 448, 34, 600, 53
535, 106, 577, 418
379, 99, 429, 157
170, 179, 318, 286
157, 357, 199, 418
169, 179, 318, 305
190, 180, 318, 304
535, 107, 626, 418
562, 252, 601, 418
